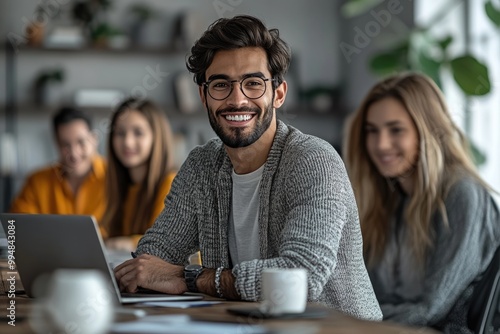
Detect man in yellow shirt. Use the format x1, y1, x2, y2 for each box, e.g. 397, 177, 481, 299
10, 107, 106, 223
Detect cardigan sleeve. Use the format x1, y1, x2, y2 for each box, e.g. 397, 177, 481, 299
380, 179, 500, 326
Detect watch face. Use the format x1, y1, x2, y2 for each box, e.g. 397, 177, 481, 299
185, 264, 203, 271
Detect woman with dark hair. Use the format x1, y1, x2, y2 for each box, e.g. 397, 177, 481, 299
102, 97, 176, 251
343, 72, 500, 332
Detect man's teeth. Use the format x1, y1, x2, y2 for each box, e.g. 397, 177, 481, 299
225, 114, 252, 121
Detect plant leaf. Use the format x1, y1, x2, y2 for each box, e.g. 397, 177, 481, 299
340, 0, 385, 18
450, 55, 491, 96
416, 52, 442, 88
369, 52, 404, 76
437, 35, 453, 51
485, 0, 500, 28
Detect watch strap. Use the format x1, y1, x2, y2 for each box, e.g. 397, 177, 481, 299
184, 265, 203, 293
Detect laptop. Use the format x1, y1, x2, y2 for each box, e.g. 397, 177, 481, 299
0, 213, 203, 304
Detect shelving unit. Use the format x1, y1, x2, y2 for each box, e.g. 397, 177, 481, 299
3, 40, 17, 211
1, 42, 346, 213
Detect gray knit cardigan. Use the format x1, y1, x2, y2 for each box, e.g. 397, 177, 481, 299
370, 177, 500, 333
137, 120, 383, 321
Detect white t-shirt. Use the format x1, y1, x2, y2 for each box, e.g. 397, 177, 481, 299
228, 164, 264, 266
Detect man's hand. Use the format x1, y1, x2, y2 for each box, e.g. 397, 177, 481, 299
113, 254, 187, 294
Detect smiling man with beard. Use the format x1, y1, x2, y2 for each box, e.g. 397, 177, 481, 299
114, 15, 382, 321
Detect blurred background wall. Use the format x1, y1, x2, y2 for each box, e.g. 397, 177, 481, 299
1, 0, 498, 211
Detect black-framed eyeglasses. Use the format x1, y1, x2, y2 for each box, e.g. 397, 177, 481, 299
202, 77, 275, 101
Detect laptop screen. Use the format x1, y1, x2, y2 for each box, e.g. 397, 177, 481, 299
0, 213, 116, 298
0, 213, 203, 304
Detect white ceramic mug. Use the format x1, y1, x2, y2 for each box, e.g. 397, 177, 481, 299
30, 269, 115, 334
260, 268, 308, 315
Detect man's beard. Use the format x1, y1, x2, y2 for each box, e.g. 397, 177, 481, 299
206, 101, 274, 148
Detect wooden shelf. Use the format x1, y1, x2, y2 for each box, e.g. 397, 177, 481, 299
15, 104, 207, 121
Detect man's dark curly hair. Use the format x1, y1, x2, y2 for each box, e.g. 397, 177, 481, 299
186, 15, 291, 89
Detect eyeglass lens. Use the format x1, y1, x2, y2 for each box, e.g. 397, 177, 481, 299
207, 77, 268, 100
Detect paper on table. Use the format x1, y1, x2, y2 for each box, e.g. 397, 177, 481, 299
141, 301, 222, 308
110, 314, 268, 334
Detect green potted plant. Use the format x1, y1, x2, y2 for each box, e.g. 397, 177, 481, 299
127, 4, 159, 46
72, 0, 123, 47
90, 22, 123, 47
34, 68, 65, 106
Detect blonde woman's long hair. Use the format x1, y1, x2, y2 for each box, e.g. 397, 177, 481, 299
343, 72, 488, 268
102, 98, 175, 237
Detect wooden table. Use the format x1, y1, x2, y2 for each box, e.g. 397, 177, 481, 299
0, 264, 440, 334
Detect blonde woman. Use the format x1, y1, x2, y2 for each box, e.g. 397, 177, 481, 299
343, 72, 500, 333
103, 98, 176, 252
